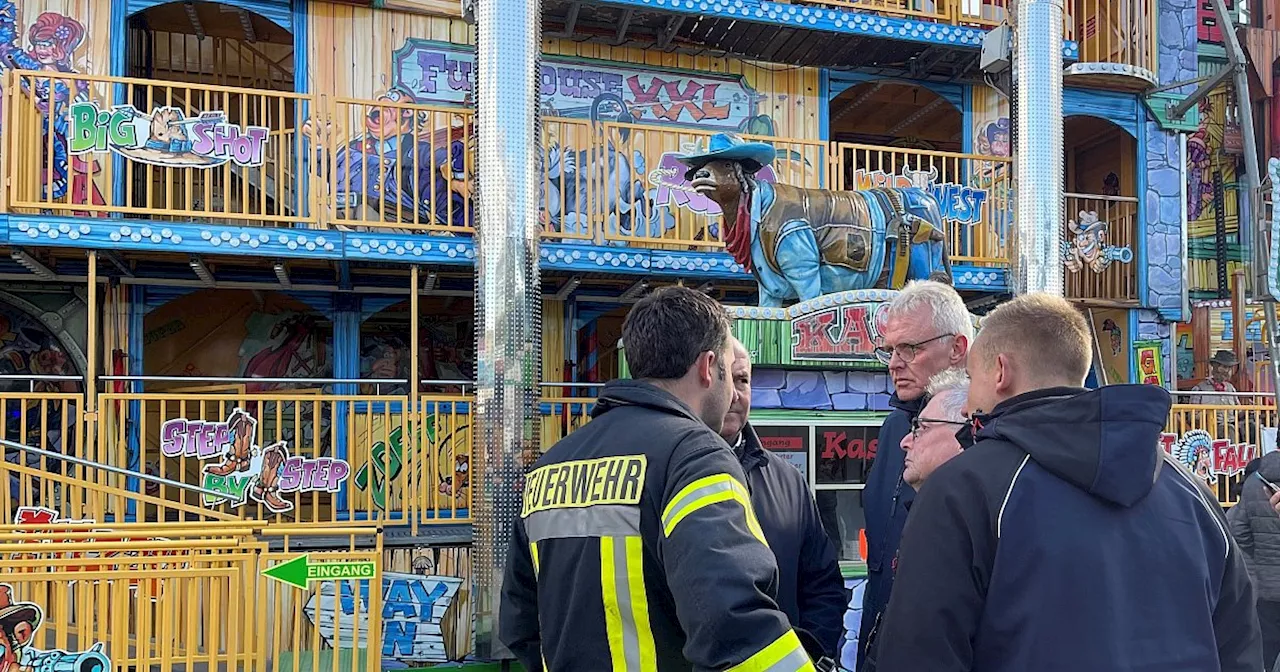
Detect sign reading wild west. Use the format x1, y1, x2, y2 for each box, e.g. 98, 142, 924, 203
69, 102, 269, 168
161, 409, 350, 514
392, 39, 761, 129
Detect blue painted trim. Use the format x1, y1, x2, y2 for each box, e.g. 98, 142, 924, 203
1127, 310, 1140, 383
819, 69, 831, 143
1158, 307, 1183, 322
828, 72, 966, 115
110, 0, 128, 208
126, 0, 292, 31
950, 265, 1008, 293
12, 216, 343, 259
1136, 115, 1149, 306
588, 0, 1078, 58
293, 0, 308, 94
332, 295, 359, 514
125, 284, 145, 519
961, 84, 973, 154
1063, 88, 1141, 138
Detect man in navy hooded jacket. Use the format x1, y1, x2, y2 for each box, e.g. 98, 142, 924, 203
857, 280, 972, 670
722, 338, 846, 660
871, 293, 1262, 671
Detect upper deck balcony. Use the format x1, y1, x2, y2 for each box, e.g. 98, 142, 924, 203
2, 69, 1014, 271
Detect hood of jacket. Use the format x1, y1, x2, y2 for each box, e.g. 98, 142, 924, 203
975, 384, 1173, 507
591, 379, 702, 423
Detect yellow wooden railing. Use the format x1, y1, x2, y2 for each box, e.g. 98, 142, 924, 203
4, 69, 1017, 261
831, 142, 1012, 266
1063, 192, 1139, 304
1167, 402, 1275, 506
1070, 0, 1158, 77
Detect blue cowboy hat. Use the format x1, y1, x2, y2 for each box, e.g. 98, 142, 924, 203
676, 133, 777, 181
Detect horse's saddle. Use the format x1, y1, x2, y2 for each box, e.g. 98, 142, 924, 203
758, 185, 933, 281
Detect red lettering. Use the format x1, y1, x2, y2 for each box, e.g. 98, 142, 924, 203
822, 431, 847, 459
1158, 433, 1177, 455
848, 438, 865, 460
839, 305, 874, 355
867, 438, 878, 460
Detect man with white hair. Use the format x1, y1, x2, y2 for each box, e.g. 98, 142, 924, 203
900, 369, 968, 490
871, 293, 1261, 672
857, 280, 972, 670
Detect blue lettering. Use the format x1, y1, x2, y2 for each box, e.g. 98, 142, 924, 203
602, 73, 624, 97
339, 580, 372, 615
409, 580, 450, 618
558, 68, 582, 98
540, 65, 557, 96
384, 620, 417, 656
385, 580, 418, 619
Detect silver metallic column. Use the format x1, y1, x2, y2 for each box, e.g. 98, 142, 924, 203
472, 0, 543, 658
1011, 0, 1065, 296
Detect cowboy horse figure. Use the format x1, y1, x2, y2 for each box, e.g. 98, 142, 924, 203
677, 134, 952, 307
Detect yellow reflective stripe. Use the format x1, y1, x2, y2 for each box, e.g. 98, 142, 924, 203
624, 536, 657, 671
662, 474, 768, 546
530, 541, 548, 671
601, 537, 628, 671
727, 630, 816, 672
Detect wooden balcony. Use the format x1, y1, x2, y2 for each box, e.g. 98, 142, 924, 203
1064, 0, 1158, 89
0, 384, 608, 527
1063, 193, 1139, 304
4, 69, 1012, 264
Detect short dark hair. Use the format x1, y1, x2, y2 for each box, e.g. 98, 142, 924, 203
623, 286, 731, 380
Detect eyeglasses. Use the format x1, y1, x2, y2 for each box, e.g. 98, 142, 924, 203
875, 333, 955, 365
910, 415, 968, 440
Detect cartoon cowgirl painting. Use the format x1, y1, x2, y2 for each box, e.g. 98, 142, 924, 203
0, 7, 108, 213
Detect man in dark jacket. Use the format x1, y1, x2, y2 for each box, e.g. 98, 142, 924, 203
500, 286, 815, 672
722, 337, 846, 660
858, 280, 971, 670
871, 293, 1262, 671
1228, 451, 1280, 664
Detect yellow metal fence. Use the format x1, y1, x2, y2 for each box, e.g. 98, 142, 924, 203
0, 521, 385, 671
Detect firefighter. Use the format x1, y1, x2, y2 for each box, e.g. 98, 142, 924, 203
499, 285, 815, 672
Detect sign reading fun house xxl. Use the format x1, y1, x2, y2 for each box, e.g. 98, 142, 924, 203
391, 39, 760, 130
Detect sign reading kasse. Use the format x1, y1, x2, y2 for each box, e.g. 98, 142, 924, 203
791, 301, 889, 363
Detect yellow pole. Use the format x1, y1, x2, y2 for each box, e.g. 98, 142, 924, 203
86, 251, 97, 417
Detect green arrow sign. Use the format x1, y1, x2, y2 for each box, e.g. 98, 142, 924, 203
262, 554, 377, 589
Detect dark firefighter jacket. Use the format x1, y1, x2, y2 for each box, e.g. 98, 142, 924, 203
735, 423, 847, 658
856, 393, 922, 670
498, 379, 815, 672
869, 385, 1263, 672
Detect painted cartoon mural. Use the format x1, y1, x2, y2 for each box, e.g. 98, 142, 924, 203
0, 5, 107, 210
160, 408, 350, 515
1063, 210, 1134, 273
0, 583, 111, 671
1163, 429, 1257, 482
1186, 91, 1243, 298
350, 413, 471, 513
677, 134, 950, 306
304, 546, 473, 668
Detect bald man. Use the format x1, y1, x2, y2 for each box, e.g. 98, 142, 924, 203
722, 338, 846, 661
870, 294, 1261, 672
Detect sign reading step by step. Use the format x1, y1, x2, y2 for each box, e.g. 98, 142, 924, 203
264, 554, 377, 590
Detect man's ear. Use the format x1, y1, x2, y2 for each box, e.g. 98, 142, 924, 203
695, 351, 715, 387
951, 334, 970, 366
994, 352, 1012, 394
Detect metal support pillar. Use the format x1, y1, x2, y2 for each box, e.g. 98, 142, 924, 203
472, 0, 543, 657
1010, 0, 1065, 296
410, 265, 420, 534
86, 251, 98, 422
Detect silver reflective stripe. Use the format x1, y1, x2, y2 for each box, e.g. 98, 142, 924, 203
661, 479, 736, 530
611, 535, 645, 671
525, 505, 641, 543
